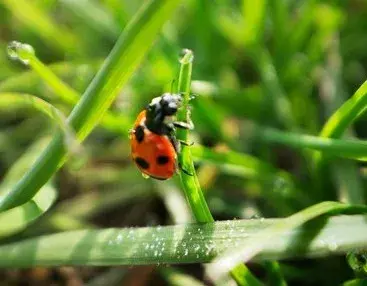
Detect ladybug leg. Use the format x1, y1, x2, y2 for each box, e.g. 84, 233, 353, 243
178, 162, 194, 176
173, 120, 194, 130
178, 139, 194, 146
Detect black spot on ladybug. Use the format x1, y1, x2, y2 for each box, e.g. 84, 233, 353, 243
134, 125, 145, 143
156, 155, 169, 165
135, 157, 149, 169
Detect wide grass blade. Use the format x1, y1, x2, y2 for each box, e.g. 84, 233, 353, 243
208, 202, 367, 280
0, 0, 181, 211
0, 214, 365, 267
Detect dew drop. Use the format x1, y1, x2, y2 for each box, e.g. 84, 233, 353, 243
142, 173, 150, 179
7, 41, 35, 65
328, 241, 338, 251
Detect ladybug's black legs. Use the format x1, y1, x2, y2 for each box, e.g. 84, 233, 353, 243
173, 120, 194, 130
178, 162, 194, 176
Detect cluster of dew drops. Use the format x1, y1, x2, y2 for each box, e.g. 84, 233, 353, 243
102, 220, 252, 264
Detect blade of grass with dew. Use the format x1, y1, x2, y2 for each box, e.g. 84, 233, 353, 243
7, 41, 131, 135
2, 0, 78, 54
0, 0, 182, 211
0, 92, 79, 153
257, 126, 367, 161
0, 214, 365, 267
207, 201, 367, 281
175, 49, 261, 286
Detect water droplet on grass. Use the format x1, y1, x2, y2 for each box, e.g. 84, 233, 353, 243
7, 41, 35, 65
142, 173, 150, 179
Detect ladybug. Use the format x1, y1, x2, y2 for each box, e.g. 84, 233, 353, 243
130, 93, 193, 180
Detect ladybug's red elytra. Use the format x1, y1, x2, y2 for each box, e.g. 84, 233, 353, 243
130, 93, 193, 180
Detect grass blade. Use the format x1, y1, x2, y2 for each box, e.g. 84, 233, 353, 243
0, 139, 57, 237
0, 0, 181, 211
0, 92, 78, 152
176, 50, 261, 286
0, 185, 56, 238
208, 202, 367, 280
257, 127, 367, 161
320, 79, 367, 139
0, 214, 365, 267
176, 49, 213, 223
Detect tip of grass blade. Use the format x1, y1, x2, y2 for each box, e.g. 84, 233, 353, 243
7, 41, 35, 65
179, 49, 194, 65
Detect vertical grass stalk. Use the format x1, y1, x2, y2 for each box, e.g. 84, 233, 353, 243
176, 49, 262, 286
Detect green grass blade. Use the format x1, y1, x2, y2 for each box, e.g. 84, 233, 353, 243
0, 61, 100, 94
320, 80, 367, 139
258, 127, 367, 161
176, 50, 261, 286
0, 0, 181, 211
7, 41, 132, 135
176, 49, 213, 223
0, 214, 365, 267
242, 0, 267, 47
0, 139, 57, 237
208, 202, 367, 280
0, 185, 56, 238
0, 92, 78, 152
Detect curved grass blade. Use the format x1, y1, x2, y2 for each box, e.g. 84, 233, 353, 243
319, 80, 367, 139
208, 202, 367, 281
0, 92, 79, 153
0, 214, 365, 267
0, 139, 57, 237
0, 0, 182, 211
0, 185, 56, 238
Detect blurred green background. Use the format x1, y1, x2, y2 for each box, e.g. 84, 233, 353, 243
0, 0, 366, 285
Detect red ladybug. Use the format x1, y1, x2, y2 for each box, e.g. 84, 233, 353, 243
130, 93, 192, 180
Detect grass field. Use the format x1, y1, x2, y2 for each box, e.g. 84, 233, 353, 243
0, 0, 366, 285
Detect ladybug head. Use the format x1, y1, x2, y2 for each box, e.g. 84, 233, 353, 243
145, 93, 182, 134
147, 93, 182, 117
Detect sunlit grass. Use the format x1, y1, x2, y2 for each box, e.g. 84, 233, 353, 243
0, 0, 367, 285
